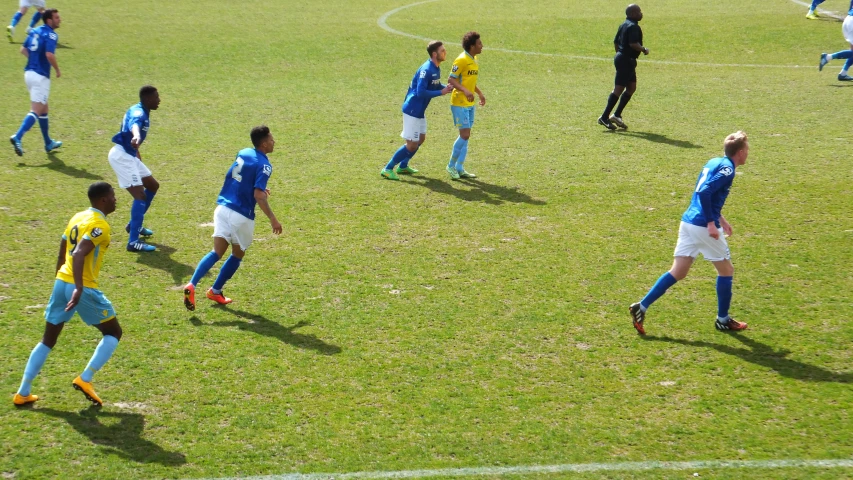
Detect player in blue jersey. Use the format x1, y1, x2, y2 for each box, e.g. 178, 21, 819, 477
818, 1, 853, 81
9, 8, 62, 157
108, 85, 161, 253
6, 0, 47, 42
182, 126, 283, 309
629, 131, 750, 335
381, 41, 453, 181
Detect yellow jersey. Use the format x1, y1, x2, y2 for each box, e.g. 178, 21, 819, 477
56, 208, 111, 289
449, 51, 479, 107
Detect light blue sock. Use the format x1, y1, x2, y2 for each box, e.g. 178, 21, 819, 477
81, 335, 119, 383
191, 251, 221, 286
10, 11, 22, 27
144, 188, 156, 213
456, 141, 469, 172
716, 276, 733, 319
128, 199, 147, 244
18, 343, 51, 396
810, 0, 826, 9
14, 112, 37, 140
448, 136, 467, 169
37, 115, 50, 145
212, 255, 242, 292
640, 272, 678, 310
28, 11, 41, 28
384, 145, 409, 171
399, 146, 418, 169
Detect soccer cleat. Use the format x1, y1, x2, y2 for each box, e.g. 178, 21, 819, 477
380, 168, 399, 181
806, 11, 819, 19
6, 25, 13, 42
838, 73, 853, 81
819, 53, 829, 71
13, 393, 38, 406
459, 170, 477, 178
629, 302, 646, 335
183, 283, 196, 311
45, 140, 62, 152
446, 165, 460, 180
10, 136, 23, 156
598, 116, 617, 130
126, 241, 156, 252
125, 223, 154, 236
206, 288, 233, 305
715, 316, 748, 332
396, 166, 419, 175
72, 376, 103, 406
609, 115, 628, 129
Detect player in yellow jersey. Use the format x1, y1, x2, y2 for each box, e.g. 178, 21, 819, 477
446, 31, 486, 180
13, 182, 123, 407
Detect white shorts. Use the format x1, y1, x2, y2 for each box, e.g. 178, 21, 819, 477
673, 221, 731, 262
108, 144, 152, 188
843, 15, 853, 44
20, 0, 46, 8
213, 205, 255, 250
400, 113, 427, 142
25, 70, 49, 104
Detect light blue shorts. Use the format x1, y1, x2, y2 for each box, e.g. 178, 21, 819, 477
451, 105, 476, 129
44, 280, 116, 326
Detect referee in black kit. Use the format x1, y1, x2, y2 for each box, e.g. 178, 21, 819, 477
598, 4, 648, 130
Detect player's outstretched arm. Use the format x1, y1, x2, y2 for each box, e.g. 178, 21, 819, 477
66, 239, 95, 311
254, 188, 282, 234
55, 238, 66, 273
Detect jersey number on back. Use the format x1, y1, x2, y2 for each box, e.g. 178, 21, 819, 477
68, 225, 79, 255
695, 168, 710, 192
28, 35, 39, 52
231, 157, 245, 182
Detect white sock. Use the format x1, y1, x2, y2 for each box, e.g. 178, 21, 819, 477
841, 69, 848, 76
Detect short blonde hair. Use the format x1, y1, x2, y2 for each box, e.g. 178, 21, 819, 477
724, 131, 748, 158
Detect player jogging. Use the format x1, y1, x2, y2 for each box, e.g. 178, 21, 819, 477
629, 131, 750, 335
13, 182, 123, 407
183, 126, 283, 310
381, 40, 453, 180
818, 1, 853, 81
598, 4, 648, 131
446, 31, 486, 180
9, 8, 62, 157
108, 85, 161, 252
6, 0, 47, 41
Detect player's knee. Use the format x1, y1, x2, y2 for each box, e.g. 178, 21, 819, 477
105, 322, 123, 341
144, 178, 160, 193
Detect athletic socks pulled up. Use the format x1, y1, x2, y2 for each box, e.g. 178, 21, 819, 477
81, 335, 119, 383
640, 272, 678, 310
211, 255, 242, 292
18, 342, 51, 397
448, 136, 468, 170
190, 251, 222, 286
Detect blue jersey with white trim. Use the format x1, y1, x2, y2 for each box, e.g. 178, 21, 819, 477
216, 148, 273, 220
401, 59, 445, 119
23, 25, 58, 78
681, 156, 736, 228
111, 103, 150, 156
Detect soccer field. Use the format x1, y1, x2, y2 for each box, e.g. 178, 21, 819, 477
1, 0, 851, 478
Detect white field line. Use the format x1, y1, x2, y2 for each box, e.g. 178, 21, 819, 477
788, 0, 846, 20
377, 0, 834, 68
201, 459, 853, 480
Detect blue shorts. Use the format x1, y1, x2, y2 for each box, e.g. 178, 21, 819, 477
451, 105, 476, 129
44, 280, 116, 326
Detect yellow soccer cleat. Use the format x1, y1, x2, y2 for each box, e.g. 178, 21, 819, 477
13, 393, 39, 406
72, 376, 103, 406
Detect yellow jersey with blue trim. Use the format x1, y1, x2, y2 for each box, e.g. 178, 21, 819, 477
449, 51, 479, 107
56, 208, 111, 289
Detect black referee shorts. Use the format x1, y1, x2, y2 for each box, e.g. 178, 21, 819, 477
613, 53, 637, 86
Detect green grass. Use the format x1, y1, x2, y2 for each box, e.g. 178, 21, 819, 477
1, 0, 851, 478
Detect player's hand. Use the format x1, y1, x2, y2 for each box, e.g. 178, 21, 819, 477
478, 94, 486, 106
265, 188, 271, 196
441, 85, 453, 95
642, 47, 649, 55
721, 220, 733, 237
55, 69, 61, 78
271, 219, 283, 235
131, 137, 141, 149
65, 288, 81, 311
464, 90, 475, 102
707, 223, 720, 240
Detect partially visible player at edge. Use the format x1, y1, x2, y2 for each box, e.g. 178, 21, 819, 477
6, 0, 47, 41
806, 0, 828, 19
9, 8, 62, 157
108, 85, 161, 252
13, 182, 123, 407
380, 40, 453, 180
818, 1, 853, 81
598, 4, 648, 131
629, 132, 750, 335
183, 126, 282, 309
446, 31, 485, 180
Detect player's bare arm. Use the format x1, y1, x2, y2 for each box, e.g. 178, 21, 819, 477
475, 86, 486, 106
719, 215, 733, 236
130, 124, 141, 149
254, 188, 282, 234
629, 42, 648, 55
55, 239, 66, 273
66, 239, 95, 311
46, 52, 60, 77
20, 46, 29, 58
448, 77, 474, 102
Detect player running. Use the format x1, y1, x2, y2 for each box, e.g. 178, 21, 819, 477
182, 126, 283, 310
381, 40, 453, 180
6, 0, 47, 41
818, 1, 853, 81
446, 31, 485, 180
629, 132, 750, 335
13, 182, 123, 407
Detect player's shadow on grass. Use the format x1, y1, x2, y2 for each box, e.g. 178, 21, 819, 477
642, 334, 851, 383
17, 153, 103, 180
134, 243, 194, 285
612, 131, 702, 149
30, 407, 186, 466
402, 175, 546, 206
190, 310, 342, 355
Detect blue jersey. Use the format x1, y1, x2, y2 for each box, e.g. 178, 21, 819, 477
216, 148, 273, 220
401, 59, 445, 118
111, 103, 150, 156
23, 25, 58, 78
682, 156, 736, 228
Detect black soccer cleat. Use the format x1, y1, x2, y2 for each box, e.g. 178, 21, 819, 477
598, 116, 617, 130
629, 302, 646, 335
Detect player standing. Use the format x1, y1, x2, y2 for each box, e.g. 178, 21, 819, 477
598, 4, 648, 131
6, 0, 47, 41
446, 31, 486, 180
108, 85, 161, 252
818, 1, 853, 81
629, 132, 750, 335
381, 41, 453, 180
9, 8, 62, 157
13, 182, 123, 407
182, 126, 282, 310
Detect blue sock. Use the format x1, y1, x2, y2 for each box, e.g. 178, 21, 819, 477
384, 145, 409, 171
28, 11, 41, 28
128, 199, 147, 244
144, 188, 156, 213
14, 112, 37, 140
81, 335, 119, 383
10, 11, 22, 27
843, 57, 853, 73
831, 50, 853, 60
399, 147, 418, 169
37, 115, 50, 145
640, 272, 678, 309
811, 0, 826, 9
456, 142, 469, 172
716, 276, 733, 319
191, 251, 221, 286
18, 343, 51, 396
448, 136, 467, 169
212, 255, 242, 292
